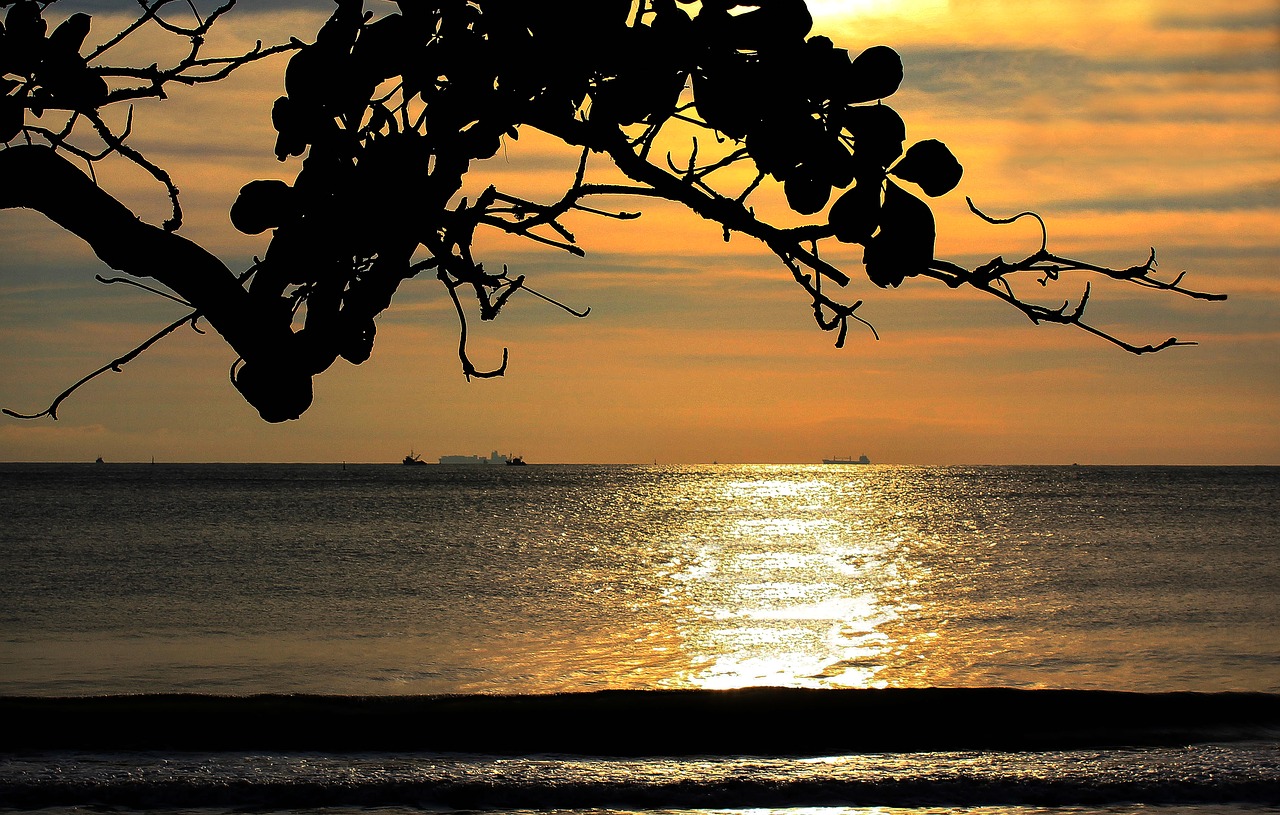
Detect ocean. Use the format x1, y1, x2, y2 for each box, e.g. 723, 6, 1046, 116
0, 462, 1277, 813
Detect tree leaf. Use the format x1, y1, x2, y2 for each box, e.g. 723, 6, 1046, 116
0, 95, 23, 143
4, 0, 46, 75
862, 180, 934, 287
46, 13, 90, 57
890, 139, 963, 197
692, 63, 759, 139
828, 176, 882, 243
230, 179, 295, 235
351, 14, 412, 83
784, 172, 832, 215
271, 96, 308, 160
843, 45, 902, 103
720, 0, 813, 52
842, 103, 905, 168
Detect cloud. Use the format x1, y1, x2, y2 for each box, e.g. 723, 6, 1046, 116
1155, 8, 1280, 32
898, 46, 1093, 111
1047, 181, 1280, 213
1097, 51, 1280, 76
897, 43, 1279, 121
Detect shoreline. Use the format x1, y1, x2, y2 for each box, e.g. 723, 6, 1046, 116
3, 687, 1277, 755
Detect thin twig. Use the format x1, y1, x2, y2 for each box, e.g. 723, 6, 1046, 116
438, 270, 509, 380
3, 312, 203, 420
95, 275, 193, 307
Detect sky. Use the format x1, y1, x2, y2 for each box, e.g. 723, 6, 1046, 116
1, 0, 1277, 464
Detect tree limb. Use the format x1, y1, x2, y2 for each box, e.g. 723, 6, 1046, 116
0, 144, 306, 417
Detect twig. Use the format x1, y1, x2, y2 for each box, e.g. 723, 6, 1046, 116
3, 312, 204, 420
95, 274, 193, 307
967, 197, 1048, 253
438, 270, 509, 380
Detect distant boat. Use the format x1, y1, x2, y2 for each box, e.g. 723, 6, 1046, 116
94, 456, 104, 464
439, 450, 512, 465
506, 456, 527, 466
402, 451, 427, 465
823, 455, 871, 465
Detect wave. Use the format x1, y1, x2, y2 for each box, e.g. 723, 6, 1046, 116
3, 772, 1279, 810
3, 687, 1277, 755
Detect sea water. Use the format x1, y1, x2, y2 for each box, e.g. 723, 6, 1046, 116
1, 463, 1277, 812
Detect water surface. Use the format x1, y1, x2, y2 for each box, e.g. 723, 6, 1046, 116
1, 463, 1277, 814
2, 463, 1275, 696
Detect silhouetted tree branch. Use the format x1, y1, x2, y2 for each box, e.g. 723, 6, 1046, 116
0, 144, 312, 419
916, 199, 1228, 353
1, 0, 1226, 422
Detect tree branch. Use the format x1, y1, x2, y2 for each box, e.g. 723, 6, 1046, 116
0, 144, 307, 418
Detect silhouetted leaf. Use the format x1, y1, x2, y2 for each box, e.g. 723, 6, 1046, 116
538, 0, 631, 35
795, 35, 852, 104
592, 67, 684, 127
37, 43, 108, 111
271, 96, 308, 160
338, 316, 376, 365
231, 360, 312, 423
4, 0, 45, 75
784, 172, 832, 215
4, 2, 42, 41
230, 179, 296, 235
461, 125, 502, 160
862, 179, 934, 287
720, 0, 813, 52
842, 103, 904, 168
691, 4, 733, 50
745, 114, 806, 179
590, 25, 685, 126
401, 41, 445, 104
693, 61, 761, 139
262, 222, 332, 287
284, 47, 338, 109
351, 14, 412, 82
349, 132, 430, 246
392, 0, 441, 37
828, 177, 882, 243
890, 138, 963, 197
651, 0, 695, 53
822, 138, 858, 189
844, 44, 902, 103
0, 94, 22, 142
46, 13, 89, 57
27, 85, 45, 116
315, 0, 362, 51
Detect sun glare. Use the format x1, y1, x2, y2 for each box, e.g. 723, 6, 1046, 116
660, 470, 935, 690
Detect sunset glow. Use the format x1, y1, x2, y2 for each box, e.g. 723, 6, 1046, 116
0, 0, 1276, 464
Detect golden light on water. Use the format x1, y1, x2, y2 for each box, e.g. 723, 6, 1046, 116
636, 465, 1242, 694
661, 471, 935, 690
5, 464, 1274, 698
447, 464, 1143, 695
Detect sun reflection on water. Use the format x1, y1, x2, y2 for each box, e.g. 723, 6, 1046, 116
655, 467, 935, 690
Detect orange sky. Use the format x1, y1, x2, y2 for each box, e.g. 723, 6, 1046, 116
1, 0, 1277, 464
